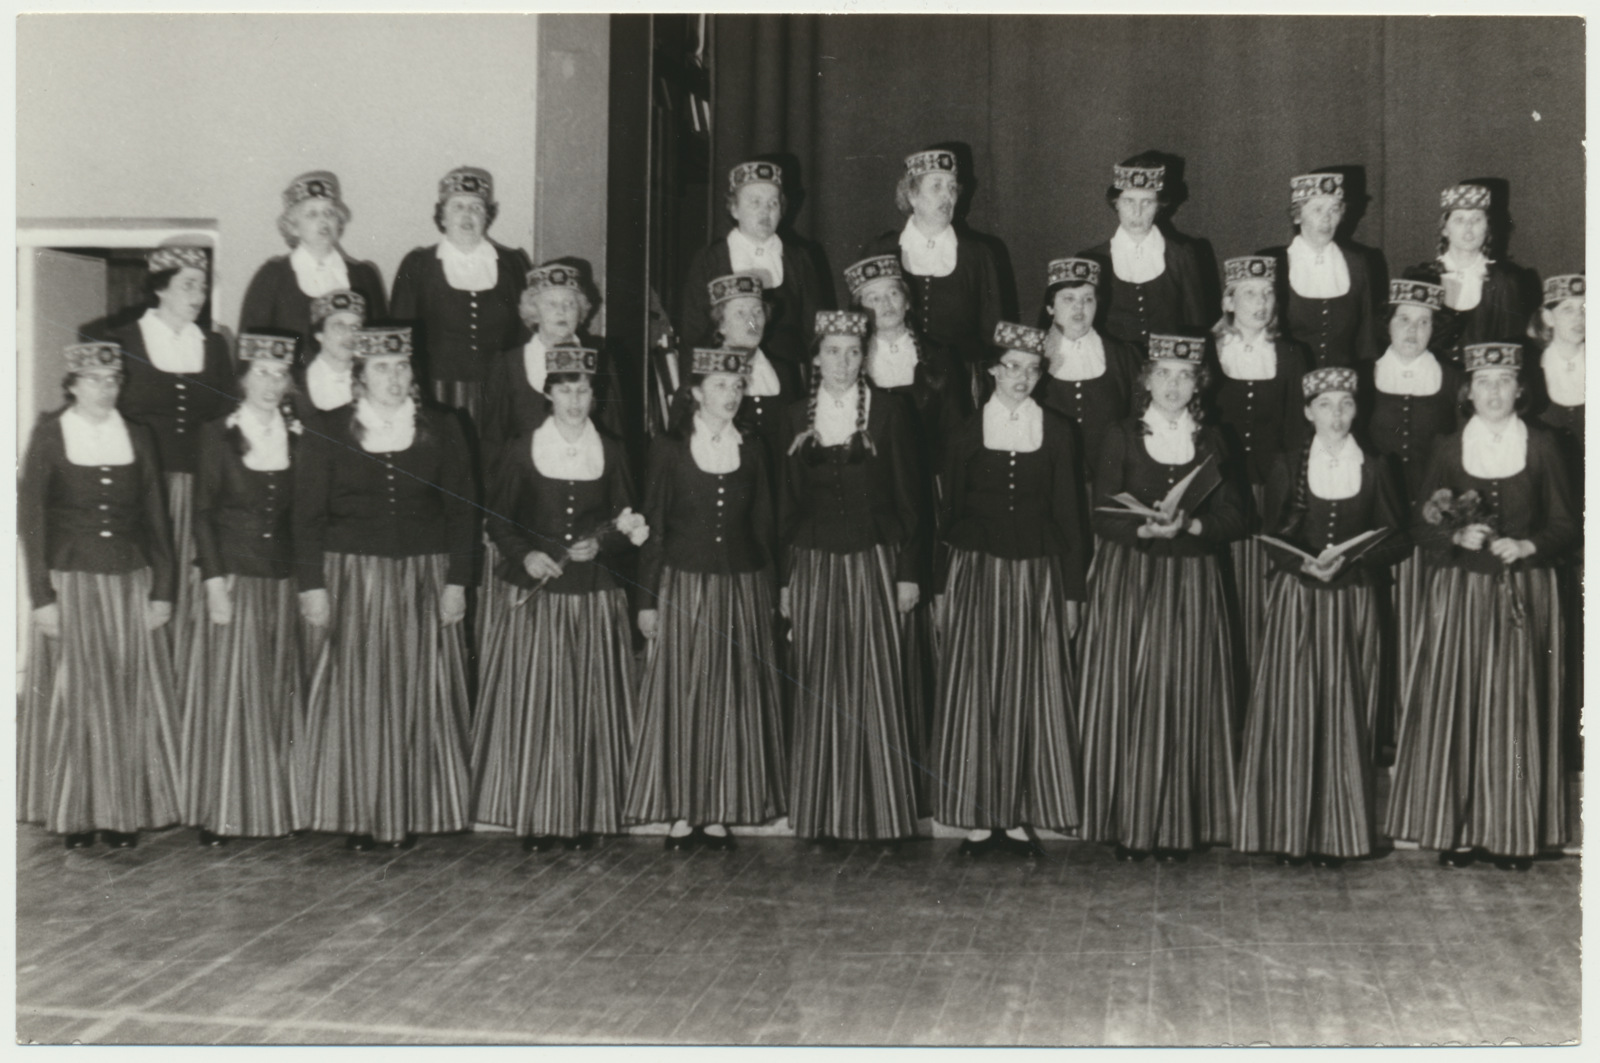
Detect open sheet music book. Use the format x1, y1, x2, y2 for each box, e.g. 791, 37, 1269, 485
1256, 527, 1388, 567
1095, 454, 1220, 522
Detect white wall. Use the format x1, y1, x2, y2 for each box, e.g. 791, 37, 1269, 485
17, 13, 542, 336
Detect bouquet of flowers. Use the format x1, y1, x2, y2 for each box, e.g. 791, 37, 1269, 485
1422, 487, 1523, 624
515, 507, 650, 606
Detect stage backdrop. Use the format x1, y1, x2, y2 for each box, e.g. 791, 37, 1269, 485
711, 15, 1584, 325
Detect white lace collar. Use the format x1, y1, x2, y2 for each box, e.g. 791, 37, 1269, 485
1217, 332, 1276, 381
1306, 432, 1362, 500
436, 237, 498, 292
531, 416, 604, 481
354, 396, 417, 453
1109, 225, 1166, 285
137, 309, 205, 374
981, 395, 1043, 453
1141, 405, 1196, 465
815, 381, 867, 447
726, 227, 785, 289
305, 356, 354, 411
1048, 328, 1106, 381
1461, 413, 1528, 479
231, 405, 290, 472
899, 217, 957, 278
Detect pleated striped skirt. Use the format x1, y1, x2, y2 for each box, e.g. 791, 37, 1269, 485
900, 601, 938, 818
931, 549, 1080, 832
1234, 574, 1381, 858
20, 568, 183, 835
470, 586, 637, 837
624, 567, 787, 827
788, 546, 918, 841
1385, 565, 1567, 857
297, 553, 473, 843
1386, 548, 1428, 753
165, 471, 205, 693
1078, 540, 1239, 850
1229, 483, 1269, 676
180, 575, 305, 838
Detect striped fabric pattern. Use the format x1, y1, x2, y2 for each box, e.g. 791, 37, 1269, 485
297, 552, 473, 843
26, 568, 183, 835
1234, 574, 1381, 858
1078, 540, 1239, 850
180, 575, 305, 838
1385, 566, 1567, 857
470, 586, 637, 837
165, 471, 206, 693
1386, 548, 1429, 753
931, 549, 1081, 832
899, 603, 938, 818
625, 567, 788, 827
1229, 487, 1270, 680
787, 545, 918, 841
18, 622, 59, 824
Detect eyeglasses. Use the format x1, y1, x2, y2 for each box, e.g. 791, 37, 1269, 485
996, 361, 1043, 379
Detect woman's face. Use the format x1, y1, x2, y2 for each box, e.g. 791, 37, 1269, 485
70, 369, 122, 415
730, 182, 781, 242
362, 355, 414, 407
858, 279, 908, 333
316, 310, 362, 361
1299, 195, 1343, 243
442, 194, 489, 244
291, 198, 343, 254
1225, 279, 1274, 334
242, 361, 291, 411
1443, 209, 1488, 256
1304, 390, 1357, 441
718, 295, 767, 348
532, 288, 582, 343
693, 373, 747, 422
1147, 360, 1198, 417
1469, 367, 1520, 422
909, 172, 958, 229
1388, 304, 1435, 359
157, 266, 209, 323
1544, 297, 1586, 347
989, 350, 1043, 403
1050, 285, 1097, 342
815, 335, 864, 392
548, 377, 594, 428
1114, 188, 1159, 238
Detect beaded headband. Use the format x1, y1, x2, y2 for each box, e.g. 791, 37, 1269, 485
148, 246, 209, 273
844, 255, 903, 295
1543, 274, 1585, 305
1147, 334, 1206, 363
351, 327, 414, 359
994, 321, 1047, 356
815, 310, 871, 338
690, 347, 753, 377
1302, 366, 1358, 398
283, 170, 342, 210
708, 272, 764, 307
546, 346, 598, 375
1440, 184, 1491, 211
1388, 279, 1444, 311
1463, 343, 1522, 372
1113, 164, 1164, 191
905, 150, 957, 179
1290, 172, 1344, 205
310, 289, 367, 326
729, 160, 782, 192
1225, 256, 1276, 284
64, 342, 122, 373
238, 333, 296, 367
527, 264, 583, 295
438, 166, 494, 203
1048, 257, 1101, 287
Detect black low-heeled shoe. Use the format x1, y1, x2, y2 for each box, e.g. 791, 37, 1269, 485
1438, 849, 1476, 868
345, 833, 376, 852
1113, 844, 1149, 862
1310, 854, 1345, 869
197, 830, 228, 848
699, 828, 736, 852
1001, 832, 1046, 859
958, 833, 997, 857
664, 831, 696, 852
1275, 853, 1308, 867
1153, 848, 1188, 863
102, 831, 137, 849
522, 835, 559, 853
564, 834, 595, 852
64, 832, 96, 850
385, 834, 417, 850
1493, 856, 1533, 872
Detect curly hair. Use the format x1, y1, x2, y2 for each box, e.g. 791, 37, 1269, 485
276, 198, 352, 249
1134, 359, 1212, 424
1436, 208, 1502, 261
433, 198, 500, 234
895, 171, 964, 216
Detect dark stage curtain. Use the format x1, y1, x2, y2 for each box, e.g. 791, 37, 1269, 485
710, 15, 1583, 326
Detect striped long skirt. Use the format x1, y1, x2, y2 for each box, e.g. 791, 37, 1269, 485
932, 549, 1080, 832
1229, 483, 1270, 677
297, 553, 473, 843
624, 567, 787, 827
901, 601, 938, 817
1385, 565, 1567, 858
19, 568, 183, 835
1234, 574, 1382, 858
788, 546, 918, 841
470, 586, 636, 837
165, 472, 205, 692
180, 575, 305, 838
1078, 540, 1239, 851
1385, 548, 1429, 754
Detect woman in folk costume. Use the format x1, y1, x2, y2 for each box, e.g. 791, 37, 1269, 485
18, 343, 180, 849
291, 289, 367, 422
239, 171, 387, 349
1525, 274, 1585, 774
1411, 183, 1531, 365
1271, 172, 1377, 368
390, 166, 531, 426
626, 348, 787, 851
1234, 367, 1409, 868
1363, 279, 1463, 754
933, 323, 1087, 859
845, 253, 961, 808
1036, 257, 1142, 483
294, 327, 478, 851
679, 160, 827, 387
1079, 154, 1208, 349
1386, 343, 1578, 871
778, 310, 922, 847
703, 271, 792, 464
865, 148, 1002, 410
472, 345, 645, 853
1210, 256, 1311, 670
183, 334, 306, 846
112, 246, 234, 691
1077, 334, 1247, 862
